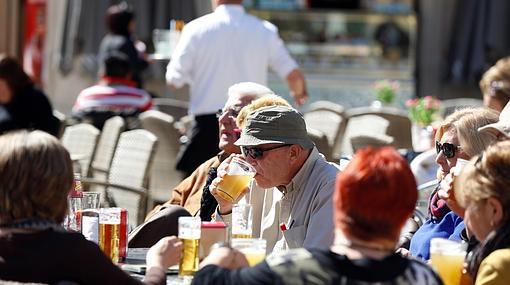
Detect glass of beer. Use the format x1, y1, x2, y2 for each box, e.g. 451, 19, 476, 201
178, 216, 201, 277
216, 157, 256, 202
430, 238, 467, 285
232, 204, 253, 238
232, 238, 266, 266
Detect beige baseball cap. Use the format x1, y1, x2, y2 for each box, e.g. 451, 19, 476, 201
478, 102, 510, 138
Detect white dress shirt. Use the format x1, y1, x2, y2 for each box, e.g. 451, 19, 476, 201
166, 4, 298, 116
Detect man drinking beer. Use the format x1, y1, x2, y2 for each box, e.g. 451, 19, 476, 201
209, 105, 340, 252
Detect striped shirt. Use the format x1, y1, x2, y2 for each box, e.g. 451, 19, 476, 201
72, 84, 152, 116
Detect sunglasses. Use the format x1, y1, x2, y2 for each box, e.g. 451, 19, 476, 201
435, 141, 462, 158
241, 144, 291, 159
216, 106, 242, 119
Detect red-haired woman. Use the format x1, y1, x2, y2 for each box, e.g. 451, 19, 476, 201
191, 147, 442, 285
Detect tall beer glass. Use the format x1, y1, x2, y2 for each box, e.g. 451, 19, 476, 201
216, 157, 256, 202
232, 238, 267, 266
178, 217, 201, 277
232, 204, 253, 238
430, 238, 467, 285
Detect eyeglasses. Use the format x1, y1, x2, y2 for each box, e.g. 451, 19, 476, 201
216, 106, 242, 119
241, 144, 291, 159
435, 141, 462, 158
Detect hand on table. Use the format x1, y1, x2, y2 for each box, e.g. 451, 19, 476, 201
146, 236, 183, 269
200, 246, 249, 269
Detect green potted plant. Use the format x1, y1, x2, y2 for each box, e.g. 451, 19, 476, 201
406, 96, 441, 151
373, 79, 399, 106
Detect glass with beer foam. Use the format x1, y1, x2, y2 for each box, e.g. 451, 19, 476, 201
232, 238, 267, 266
430, 238, 467, 285
178, 217, 201, 277
216, 157, 256, 202
232, 204, 253, 238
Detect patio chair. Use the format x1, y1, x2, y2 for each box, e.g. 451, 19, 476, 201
61, 123, 100, 177
152, 98, 189, 120
88, 116, 125, 204
345, 106, 413, 152
82, 129, 158, 227
304, 105, 347, 160
53, 109, 67, 138
439, 98, 483, 118
307, 127, 333, 161
140, 110, 183, 203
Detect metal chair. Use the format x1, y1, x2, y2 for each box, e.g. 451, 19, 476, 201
140, 110, 183, 203
61, 123, 100, 177
82, 130, 158, 227
88, 116, 125, 204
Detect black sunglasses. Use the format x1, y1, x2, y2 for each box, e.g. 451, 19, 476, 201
435, 141, 462, 158
241, 144, 291, 159
216, 107, 242, 119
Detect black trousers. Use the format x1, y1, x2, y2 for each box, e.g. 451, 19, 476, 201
176, 114, 219, 177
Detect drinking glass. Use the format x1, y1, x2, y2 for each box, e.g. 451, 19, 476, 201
178, 217, 201, 277
81, 192, 101, 244
216, 157, 256, 202
232, 204, 253, 238
232, 238, 266, 266
429, 238, 467, 285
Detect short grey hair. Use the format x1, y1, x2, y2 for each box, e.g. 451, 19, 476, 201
226, 82, 274, 106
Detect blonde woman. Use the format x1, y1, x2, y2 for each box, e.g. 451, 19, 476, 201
408, 107, 499, 260
455, 141, 510, 284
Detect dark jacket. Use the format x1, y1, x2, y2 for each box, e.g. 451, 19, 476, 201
0, 86, 59, 136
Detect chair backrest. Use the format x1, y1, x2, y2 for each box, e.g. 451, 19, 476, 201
345, 106, 413, 152
304, 107, 347, 160
140, 110, 183, 203
350, 133, 394, 153
91, 116, 125, 174
152, 98, 189, 120
53, 109, 67, 138
61, 123, 100, 176
340, 114, 389, 156
439, 98, 483, 118
108, 129, 158, 226
307, 127, 332, 161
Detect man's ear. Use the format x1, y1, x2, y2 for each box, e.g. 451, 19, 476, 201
288, 144, 302, 162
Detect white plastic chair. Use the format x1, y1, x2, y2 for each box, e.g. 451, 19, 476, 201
61, 123, 100, 177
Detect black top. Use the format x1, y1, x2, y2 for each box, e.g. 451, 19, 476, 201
98, 34, 149, 88
192, 248, 443, 285
0, 86, 59, 136
0, 229, 165, 285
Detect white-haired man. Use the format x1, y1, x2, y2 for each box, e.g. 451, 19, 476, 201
128, 82, 274, 247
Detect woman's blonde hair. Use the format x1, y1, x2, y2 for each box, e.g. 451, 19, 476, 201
0, 131, 74, 225
435, 107, 499, 157
236, 95, 291, 128
456, 141, 510, 210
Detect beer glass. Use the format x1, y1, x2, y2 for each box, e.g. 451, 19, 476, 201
232, 238, 266, 266
178, 217, 201, 277
430, 238, 467, 285
216, 157, 256, 202
232, 204, 253, 238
